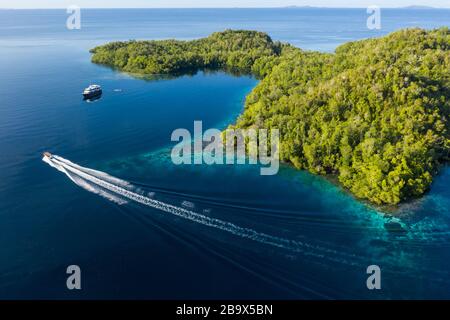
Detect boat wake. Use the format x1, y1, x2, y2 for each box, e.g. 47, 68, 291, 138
43, 155, 128, 205
41, 153, 450, 285
43, 153, 367, 264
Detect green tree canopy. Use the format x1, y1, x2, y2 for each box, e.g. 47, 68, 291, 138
91, 28, 450, 205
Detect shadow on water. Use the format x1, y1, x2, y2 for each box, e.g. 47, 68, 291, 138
91, 61, 254, 83
83, 94, 103, 103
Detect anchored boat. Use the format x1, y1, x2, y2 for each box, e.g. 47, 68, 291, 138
82, 84, 102, 99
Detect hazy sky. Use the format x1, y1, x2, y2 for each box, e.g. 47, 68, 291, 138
1, 0, 449, 9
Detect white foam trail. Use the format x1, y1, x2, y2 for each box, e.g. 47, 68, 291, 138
52, 156, 131, 188
44, 155, 361, 264
43, 156, 127, 205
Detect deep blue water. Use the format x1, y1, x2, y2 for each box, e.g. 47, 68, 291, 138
0, 8, 449, 299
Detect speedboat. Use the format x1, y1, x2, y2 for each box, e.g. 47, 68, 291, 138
82, 84, 102, 99
43, 152, 53, 159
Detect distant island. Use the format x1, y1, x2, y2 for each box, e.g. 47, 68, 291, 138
90, 28, 450, 205
281, 6, 438, 9
400, 5, 438, 9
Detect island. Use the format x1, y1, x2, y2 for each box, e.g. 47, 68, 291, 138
90, 28, 450, 205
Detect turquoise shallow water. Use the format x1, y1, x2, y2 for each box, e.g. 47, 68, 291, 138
0, 8, 449, 299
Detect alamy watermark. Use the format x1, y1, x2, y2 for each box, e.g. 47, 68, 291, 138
66, 265, 81, 290
366, 265, 381, 290
367, 5, 381, 30
171, 121, 280, 176
66, 5, 81, 30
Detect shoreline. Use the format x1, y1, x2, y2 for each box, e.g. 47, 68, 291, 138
88, 28, 449, 207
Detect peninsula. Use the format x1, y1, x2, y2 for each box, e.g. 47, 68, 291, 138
90, 28, 450, 205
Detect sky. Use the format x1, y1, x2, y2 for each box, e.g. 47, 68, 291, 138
1, 0, 449, 9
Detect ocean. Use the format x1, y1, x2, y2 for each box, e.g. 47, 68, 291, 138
0, 8, 449, 299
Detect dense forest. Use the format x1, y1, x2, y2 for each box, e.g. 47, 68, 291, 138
90, 30, 282, 76
90, 28, 450, 205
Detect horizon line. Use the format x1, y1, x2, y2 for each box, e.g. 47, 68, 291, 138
1, 6, 449, 10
